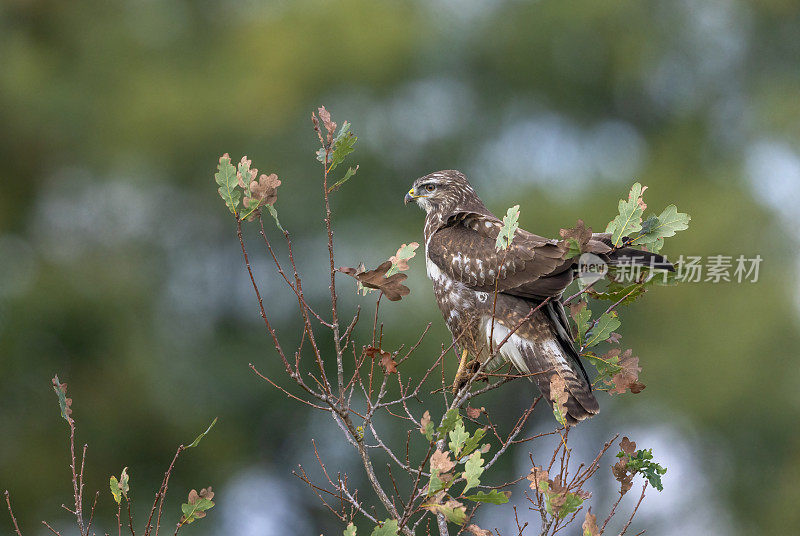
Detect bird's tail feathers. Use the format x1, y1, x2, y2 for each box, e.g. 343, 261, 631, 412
520, 338, 599, 425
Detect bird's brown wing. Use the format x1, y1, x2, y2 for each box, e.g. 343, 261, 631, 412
427, 213, 573, 299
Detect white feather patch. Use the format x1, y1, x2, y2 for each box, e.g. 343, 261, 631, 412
481, 318, 531, 374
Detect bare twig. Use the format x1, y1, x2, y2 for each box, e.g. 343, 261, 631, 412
4, 491, 23, 536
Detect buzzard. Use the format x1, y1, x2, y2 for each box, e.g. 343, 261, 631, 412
404, 170, 670, 424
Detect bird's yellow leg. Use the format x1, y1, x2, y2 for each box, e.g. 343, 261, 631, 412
453, 348, 470, 392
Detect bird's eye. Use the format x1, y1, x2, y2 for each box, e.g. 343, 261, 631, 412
425, 184, 436, 192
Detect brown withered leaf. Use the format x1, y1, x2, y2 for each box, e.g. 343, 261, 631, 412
549, 375, 569, 423
318, 106, 336, 137
420, 411, 432, 435
380, 353, 398, 374
249, 173, 281, 207
582, 509, 599, 536
606, 332, 622, 344
465, 406, 484, 420
365, 346, 398, 374
466, 524, 493, 536
620, 436, 637, 455
338, 261, 410, 301
527, 465, 550, 492
430, 449, 456, 474
198, 487, 214, 501
610, 350, 645, 394
612, 459, 634, 494
559, 219, 592, 254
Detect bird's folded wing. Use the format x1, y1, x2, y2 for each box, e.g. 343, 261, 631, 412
427, 213, 573, 299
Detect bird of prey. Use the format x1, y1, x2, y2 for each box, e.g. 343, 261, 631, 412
404, 170, 670, 424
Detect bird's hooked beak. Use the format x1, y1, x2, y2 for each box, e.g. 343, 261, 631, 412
404, 187, 416, 205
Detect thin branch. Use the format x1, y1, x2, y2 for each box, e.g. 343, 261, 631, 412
4, 491, 22, 536
618, 482, 648, 536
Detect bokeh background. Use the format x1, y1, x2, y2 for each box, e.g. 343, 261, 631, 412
2, 1, 799, 535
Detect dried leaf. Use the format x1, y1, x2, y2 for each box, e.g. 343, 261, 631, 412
423, 499, 467, 526
610, 350, 645, 394
559, 219, 592, 258
420, 410, 434, 440
582, 509, 599, 536
620, 436, 637, 455
465, 406, 484, 420
318, 106, 337, 137
612, 459, 634, 494
549, 375, 569, 426
528, 466, 549, 492
250, 173, 281, 207
430, 449, 456, 474
338, 261, 410, 301
365, 347, 398, 374
466, 524, 493, 536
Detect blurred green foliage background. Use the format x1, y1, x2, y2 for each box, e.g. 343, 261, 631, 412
1, 1, 799, 534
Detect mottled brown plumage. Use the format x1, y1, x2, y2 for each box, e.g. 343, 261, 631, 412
404, 170, 667, 424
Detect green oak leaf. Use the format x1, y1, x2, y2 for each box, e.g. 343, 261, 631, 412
465, 490, 510, 504
344, 522, 357, 536
589, 282, 646, 305
571, 302, 592, 347
370, 519, 399, 536
584, 352, 623, 385
427, 469, 449, 497
265, 203, 284, 232
631, 205, 690, 252
564, 237, 582, 259
496, 205, 520, 250
557, 493, 584, 518
439, 505, 467, 525
622, 449, 667, 491
437, 409, 461, 438
180, 489, 215, 525
215, 154, 240, 216
460, 427, 486, 458
462, 451, 484, 494
329, 165, 359, 193
318, 121, 357, 172
606, 183, 644, 247
448, 421, 469, 457
585, 312, 621, 347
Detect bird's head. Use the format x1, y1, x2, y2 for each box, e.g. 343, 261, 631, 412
404, 170, 483, 216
